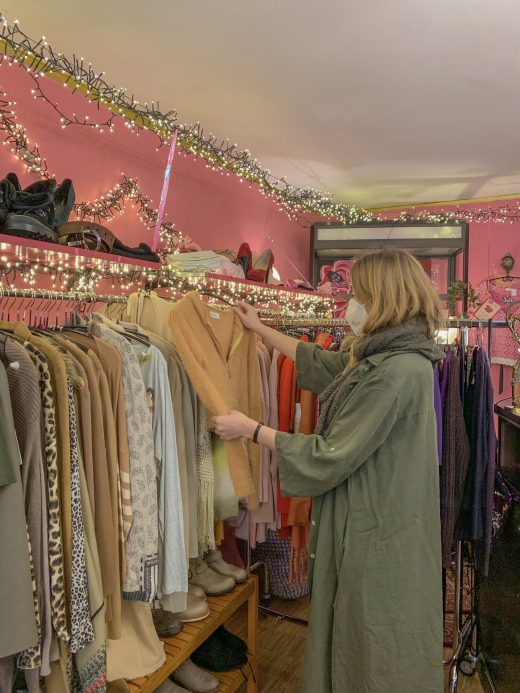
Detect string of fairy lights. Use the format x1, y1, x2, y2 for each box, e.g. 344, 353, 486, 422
0, 245, 336, 318
0, 89, 336, 318
0, 13, 519, 322
0, 14, 366, 224
2, 14, 520, 230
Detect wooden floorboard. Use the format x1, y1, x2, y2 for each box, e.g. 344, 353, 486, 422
226, 597, 485, 692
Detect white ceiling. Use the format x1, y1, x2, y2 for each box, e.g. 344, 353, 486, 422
3, 0, 520, 208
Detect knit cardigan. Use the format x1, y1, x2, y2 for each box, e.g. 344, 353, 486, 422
169, 292, 262, 504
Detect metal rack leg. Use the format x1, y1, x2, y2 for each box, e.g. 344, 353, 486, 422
247, 578, 259, 692
246, 539, 272, 603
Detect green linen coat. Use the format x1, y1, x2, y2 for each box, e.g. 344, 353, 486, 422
276, 342, 443, 693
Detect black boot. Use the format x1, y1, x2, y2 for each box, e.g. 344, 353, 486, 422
0, 175, 17, 229
4, 179, 58, 243
112, 238, 160, 263
54, 178, 75, 227
5, 172, 21, 191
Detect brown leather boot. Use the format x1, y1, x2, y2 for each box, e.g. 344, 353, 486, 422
151, 606, 183, 637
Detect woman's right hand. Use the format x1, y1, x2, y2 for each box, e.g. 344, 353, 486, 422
234, 301, 264, 333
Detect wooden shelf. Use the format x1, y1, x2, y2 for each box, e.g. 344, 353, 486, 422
127, 576, 258, 693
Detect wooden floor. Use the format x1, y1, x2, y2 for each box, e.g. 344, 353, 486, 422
227, 597, 485, 693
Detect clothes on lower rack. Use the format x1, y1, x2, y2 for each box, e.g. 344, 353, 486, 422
437, 344, 497, 575
439, 347, 470, 570
460, 346, 497, 574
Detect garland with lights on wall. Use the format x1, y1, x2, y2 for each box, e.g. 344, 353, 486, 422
0, 253, 337, 319
2, 15, 520, 231
0, 14, 367, 224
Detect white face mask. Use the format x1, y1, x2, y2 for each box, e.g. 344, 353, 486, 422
346, 298, 369, 336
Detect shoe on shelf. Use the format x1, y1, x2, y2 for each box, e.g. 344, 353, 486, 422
153, 680, 190, 693
112, 238, 160, 263
151, 606, 183, 637
246, 248, 274, 283
205, 549, 247, 584
189, 557, 235, 596
191, 633, 248, 673
5, 172, 21, 190
188, 578, 207, 601
0, 175, 17, 229
237, 242, 252, 276
173, 593, 210, 623
53, 178, 75, 227
214, 625, 248, 654
4, 178, 58, 243
171, 659, 219, 693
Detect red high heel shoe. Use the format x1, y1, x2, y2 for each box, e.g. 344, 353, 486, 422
237, 243, 252, 276
247, 249, 274, 283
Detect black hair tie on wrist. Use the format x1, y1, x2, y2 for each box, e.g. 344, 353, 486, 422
253, 422, 263, 444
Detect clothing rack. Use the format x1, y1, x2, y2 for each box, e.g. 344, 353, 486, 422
262, 317, 348, 328
0, 287, 129, 303
439, 318, 509, 357
440, 319, 510, 692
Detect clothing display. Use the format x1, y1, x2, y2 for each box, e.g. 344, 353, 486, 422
437, 344, 497, 574
0, 289, 273, 690
0, 276, 505, 693
6, 7, 520, 690
0, 308, 219, 689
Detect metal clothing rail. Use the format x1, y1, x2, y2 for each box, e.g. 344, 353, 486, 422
439, 317, 509, 357
0, 287, 129, 303
263, 317, 349, 328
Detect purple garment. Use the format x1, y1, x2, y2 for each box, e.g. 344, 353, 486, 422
433, 367, 442, 465
439, 347, 451, 406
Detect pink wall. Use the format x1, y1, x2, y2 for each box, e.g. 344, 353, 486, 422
0, 63, 310, 282
378, 202, 520, 295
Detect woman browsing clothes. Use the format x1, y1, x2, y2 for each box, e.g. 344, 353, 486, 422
213, 248, 444, 693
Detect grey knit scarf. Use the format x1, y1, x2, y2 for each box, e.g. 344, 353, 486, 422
316, 319, 443, 436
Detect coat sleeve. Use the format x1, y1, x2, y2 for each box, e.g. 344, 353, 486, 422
295, 341, 347, 394
276, 372, 400, 497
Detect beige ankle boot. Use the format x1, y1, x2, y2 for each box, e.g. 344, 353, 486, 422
205, 549, 247, 583
189, 557, 235, 596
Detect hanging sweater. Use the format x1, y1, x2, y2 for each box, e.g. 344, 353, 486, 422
90, 315, 158, 602
169, 292, 262, 504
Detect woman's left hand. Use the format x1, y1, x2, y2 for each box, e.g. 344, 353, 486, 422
212, 411, 255, 440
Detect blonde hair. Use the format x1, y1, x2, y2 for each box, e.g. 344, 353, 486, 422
346, 248, 441, 370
